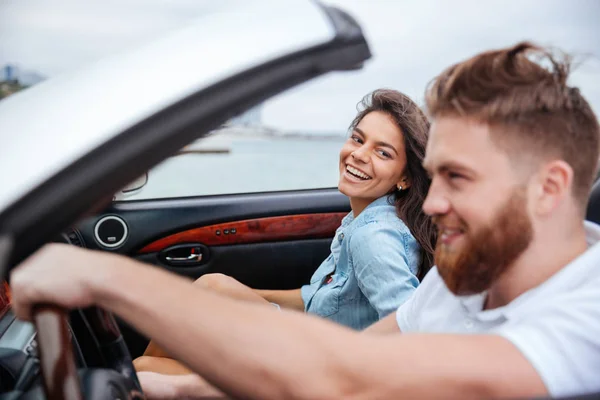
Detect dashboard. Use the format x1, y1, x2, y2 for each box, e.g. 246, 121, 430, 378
0, 229, 86, 394
0, 291, 37, 393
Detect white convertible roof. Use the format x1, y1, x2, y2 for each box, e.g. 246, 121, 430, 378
0, 0, 335, 213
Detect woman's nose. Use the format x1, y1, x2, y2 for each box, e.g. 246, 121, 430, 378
351, 147, 369, 163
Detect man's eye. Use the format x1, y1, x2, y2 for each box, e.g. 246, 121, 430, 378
448, 172, 464, 180
351, 135, 363, 144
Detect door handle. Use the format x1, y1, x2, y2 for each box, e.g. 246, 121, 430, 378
165, 253, 203, 262
159, 243, 208, 267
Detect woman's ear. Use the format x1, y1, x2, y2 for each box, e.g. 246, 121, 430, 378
397, 176, 411, 191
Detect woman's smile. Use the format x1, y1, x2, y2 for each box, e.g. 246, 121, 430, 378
343, 164, 372, 182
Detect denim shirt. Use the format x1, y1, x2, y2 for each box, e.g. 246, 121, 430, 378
301, 195, 421, 330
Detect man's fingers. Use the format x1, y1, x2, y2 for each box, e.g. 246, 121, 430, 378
10, 263, 42, 322
9, 290, 32, 322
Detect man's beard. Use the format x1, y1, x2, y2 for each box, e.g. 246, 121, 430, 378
434, 189, 533, 296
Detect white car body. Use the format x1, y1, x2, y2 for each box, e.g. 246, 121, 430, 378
0, 0, 337, 213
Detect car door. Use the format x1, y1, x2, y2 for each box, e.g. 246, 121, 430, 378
68, 90, 357, 357
0, 0, 371, 389
63, 72, 364, 354
82, 126, 354, 290
78, 187, 351, 357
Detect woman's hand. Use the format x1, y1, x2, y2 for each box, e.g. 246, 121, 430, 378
138, 372, 228, 399
137, 372, 180, 399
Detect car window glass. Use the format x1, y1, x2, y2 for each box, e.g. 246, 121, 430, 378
117, 120, 346, 200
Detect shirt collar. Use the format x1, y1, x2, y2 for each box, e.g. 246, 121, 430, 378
584, 220, 600, 246
341, 194, 395, 228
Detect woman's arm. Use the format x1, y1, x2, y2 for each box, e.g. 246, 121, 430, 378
135, 355, 193, 375
137, 371, 228, 399
350, 223, 419, 318
254, 288, 304, 311
194, 273, 305, 311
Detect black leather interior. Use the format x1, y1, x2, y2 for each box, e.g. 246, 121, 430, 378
585, 179, 600, 224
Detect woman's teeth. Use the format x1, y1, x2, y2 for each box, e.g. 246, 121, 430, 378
346, 165, 372, 180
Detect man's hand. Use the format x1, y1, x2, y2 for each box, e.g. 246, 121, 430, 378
138, 372, 228, 399
10, 244, 110, 320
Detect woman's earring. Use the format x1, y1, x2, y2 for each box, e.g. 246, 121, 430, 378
397, 185, 403, 191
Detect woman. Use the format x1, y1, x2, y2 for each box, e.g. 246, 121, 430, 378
135, 88, 435, 374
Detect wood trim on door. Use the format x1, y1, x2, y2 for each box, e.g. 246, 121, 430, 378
138, 212, 346, 254
0, 282, 11, 318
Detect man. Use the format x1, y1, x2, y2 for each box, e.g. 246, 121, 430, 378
10, 42, 600, 399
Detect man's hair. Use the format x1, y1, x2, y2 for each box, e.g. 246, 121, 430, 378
425, 41, 600, 208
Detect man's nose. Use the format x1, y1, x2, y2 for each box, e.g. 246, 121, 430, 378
422, 180, 451, 216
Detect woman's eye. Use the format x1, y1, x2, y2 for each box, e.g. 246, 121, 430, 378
377, 150, 391, 158
351, 135, 363, 144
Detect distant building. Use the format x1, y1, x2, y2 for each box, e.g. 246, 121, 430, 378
1, 64, 47, 99
1, 64, 45, 86
2, 65, 19, 82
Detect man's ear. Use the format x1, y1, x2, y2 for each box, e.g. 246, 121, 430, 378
533, 160, 573, 215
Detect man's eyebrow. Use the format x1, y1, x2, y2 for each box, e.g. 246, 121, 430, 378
353, 127, 399, 156
423, 160, 475, 175
441, 161, 474, 172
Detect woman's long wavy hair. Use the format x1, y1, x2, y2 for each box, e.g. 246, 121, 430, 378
350, 89, 436, 280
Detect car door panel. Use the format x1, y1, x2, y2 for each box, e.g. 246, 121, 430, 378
136, 239, 332, 289
135, 212, 346, 287
77, 189, 349, 286
138, 212, 347, 252
73, 189, 349, 357
77, 190, 346, 249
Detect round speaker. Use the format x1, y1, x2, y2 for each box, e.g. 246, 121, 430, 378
94, 216, 128, 248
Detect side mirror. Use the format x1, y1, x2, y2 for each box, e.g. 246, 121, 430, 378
120, 173, 148, 194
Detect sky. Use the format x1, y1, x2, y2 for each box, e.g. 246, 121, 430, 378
1, 0, 599, 133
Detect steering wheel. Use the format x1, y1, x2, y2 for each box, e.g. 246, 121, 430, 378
32, 305, 144, 399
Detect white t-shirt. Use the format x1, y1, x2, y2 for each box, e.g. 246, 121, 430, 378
396, 221, 600, 397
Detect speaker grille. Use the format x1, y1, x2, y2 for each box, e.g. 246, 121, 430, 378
94, 216, 128, 248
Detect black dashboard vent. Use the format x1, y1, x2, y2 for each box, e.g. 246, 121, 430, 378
64, 229, 86, 248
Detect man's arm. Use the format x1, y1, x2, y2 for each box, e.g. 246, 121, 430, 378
10, 245, 547, 400
363, 312, 400, 334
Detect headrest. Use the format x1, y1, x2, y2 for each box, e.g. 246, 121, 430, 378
586, 179, 600, 224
